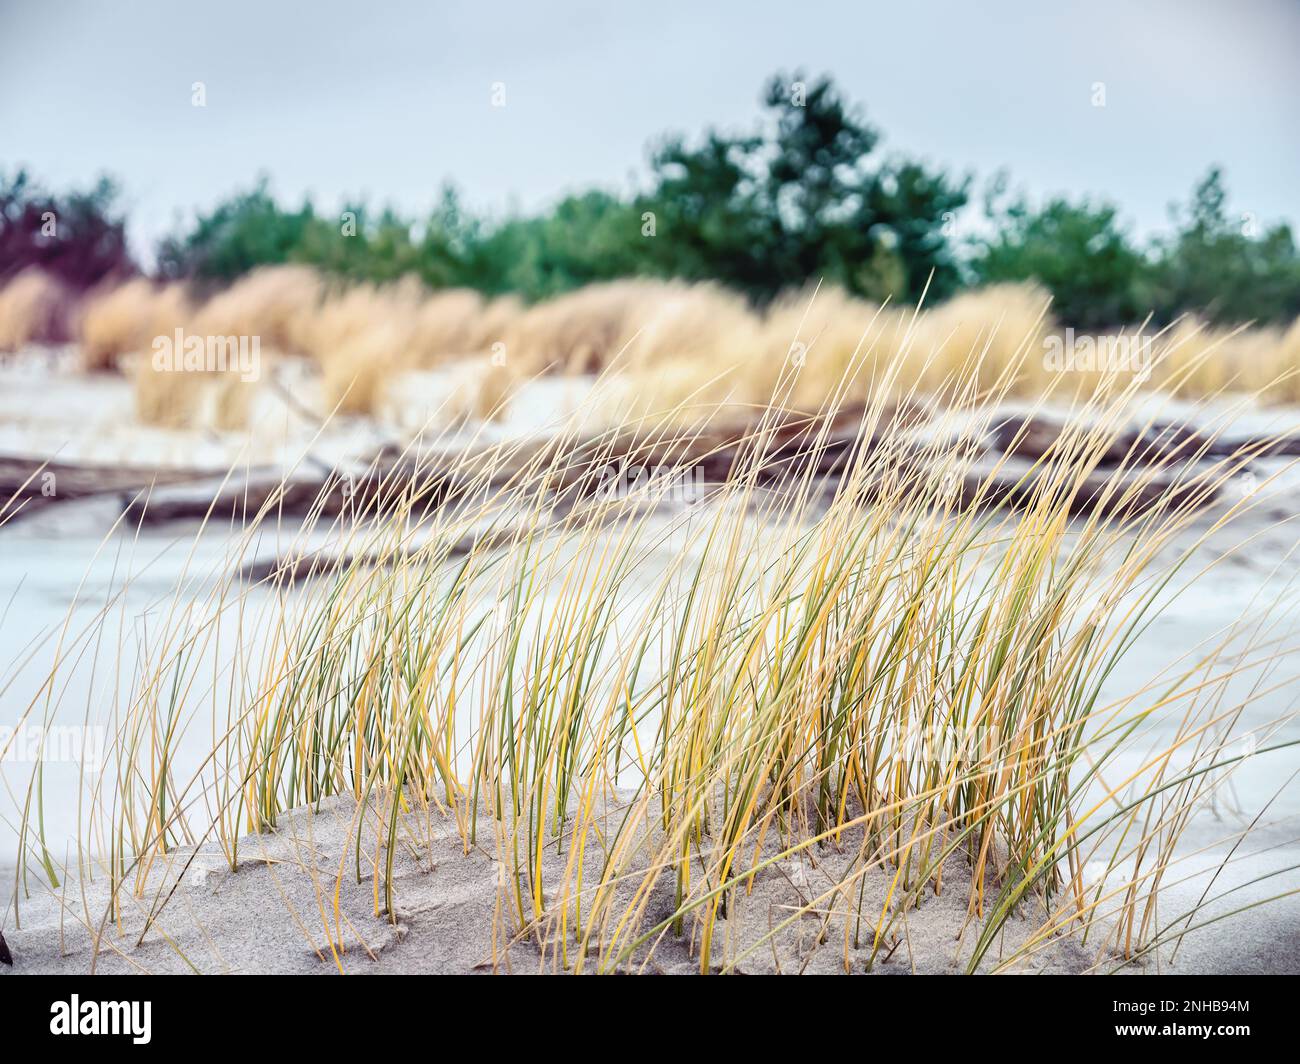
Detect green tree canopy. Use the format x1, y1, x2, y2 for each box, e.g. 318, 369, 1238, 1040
98, 78, 1297, 330
1149, 167, 1300, 325
639, 73, 970, 302
970, 179, 1150, 329
0, 169, 134, 288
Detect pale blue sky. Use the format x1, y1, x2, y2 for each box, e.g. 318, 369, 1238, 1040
1, 0, 1296, 258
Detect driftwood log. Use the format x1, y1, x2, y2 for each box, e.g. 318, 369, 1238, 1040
4, 402, 1293, 532
0, 454, 219, 521
0, 454, 214, 501
237, 498, 659, 585
123, 469, 349, 527
988, 412, 1300, 466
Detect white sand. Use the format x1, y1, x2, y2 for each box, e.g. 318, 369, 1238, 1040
4, 786, 1293, 974
1, 794, 1106, 975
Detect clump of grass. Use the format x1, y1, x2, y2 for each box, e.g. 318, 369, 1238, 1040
744, 283, 896, 406
131, 358, 265, 431
433, 357, 515, 423
79, 278, 192, 372
316, 318, 407, 416
55, 269, 1300, 433
212, 372, 261, 431
613, 282, 1055, 423
121, 275, 517, 427
1147, 317, 1300, 403
298, 280, 523, 419
289, 280, 415, 415
131, 357, 207, 428
501, 279, 648, 374
191, 265, 322, 353
475, 295, 524, 353
0, 269, 70, 350
501, 279, 758, 375
911, 282, 1056, 395
407, 288, 501, 368
623, 282, 759, 367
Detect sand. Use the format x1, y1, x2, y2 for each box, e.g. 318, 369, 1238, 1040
4, 787, 1294, 975
2, 793, 1110, 975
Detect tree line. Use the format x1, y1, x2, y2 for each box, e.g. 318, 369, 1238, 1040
4, 73, 1297, 330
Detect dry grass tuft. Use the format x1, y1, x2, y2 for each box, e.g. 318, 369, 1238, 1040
79, 278, 192, 372
316, 317, 408, 416
296, 280, 523, 418
611, 282, 1056, 425
192, 265, 322, 353
912, 282, 1055, 395
131, 359, 206, 428
0, 269, 70, 350
407, 288, 491, 367
502, 279, 681, 373
48, 267, 1300, 435
1148, 317, 1300, 403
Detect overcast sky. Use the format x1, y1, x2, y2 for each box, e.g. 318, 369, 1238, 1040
1, 0, 1297, 258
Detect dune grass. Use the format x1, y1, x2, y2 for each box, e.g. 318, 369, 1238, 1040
6, 314, 1299, 974
17, 266, 1297, 434
0, 269, 71, 351
77, 277, 193, 373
